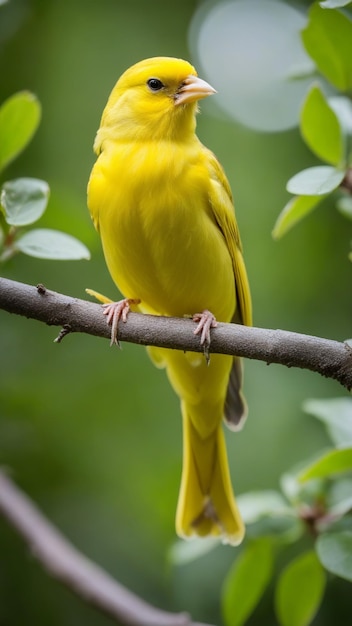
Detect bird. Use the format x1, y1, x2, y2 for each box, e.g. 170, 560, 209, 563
87, 56, 252, 545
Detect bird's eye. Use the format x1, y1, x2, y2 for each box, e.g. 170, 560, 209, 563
147, 78, 164, 92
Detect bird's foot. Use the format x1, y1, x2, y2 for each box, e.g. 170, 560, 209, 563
103, 298, 141, 347
193, 309, 217, 364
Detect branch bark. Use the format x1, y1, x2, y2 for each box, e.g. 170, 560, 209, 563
0, 277, 351, 389
0, 470, 213, 626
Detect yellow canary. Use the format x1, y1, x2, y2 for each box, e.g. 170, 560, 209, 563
87, 57, 252, 545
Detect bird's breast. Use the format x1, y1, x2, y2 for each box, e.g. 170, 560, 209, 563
89, 141, 236, 321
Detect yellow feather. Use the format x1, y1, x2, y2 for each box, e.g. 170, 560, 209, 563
88, 57, 252, 545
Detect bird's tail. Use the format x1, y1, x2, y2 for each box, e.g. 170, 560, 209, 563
175, 402, 244, 546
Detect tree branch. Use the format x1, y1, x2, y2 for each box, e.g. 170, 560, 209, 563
0, 277, 351, 389
0, 470, 213, 626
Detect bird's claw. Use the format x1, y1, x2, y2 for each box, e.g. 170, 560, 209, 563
103, 298, 140, 346
193, 309, 217, 364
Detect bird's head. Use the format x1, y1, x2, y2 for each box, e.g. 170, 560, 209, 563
94, 57, 216, 150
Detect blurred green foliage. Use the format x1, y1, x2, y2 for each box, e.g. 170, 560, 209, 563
0, 94, 90, 261
1, 1, 352, 625
274, 4, 352, 242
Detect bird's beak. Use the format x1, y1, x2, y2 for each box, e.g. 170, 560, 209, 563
175, 74, 217, 106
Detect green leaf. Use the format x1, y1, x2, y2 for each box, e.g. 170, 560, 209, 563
298, 448, 352, 483
337, 195, 352, 219
324, 515, 352, 534
168, 536, 219, 565
237, 491, 302, 541
275, 551, 326, 626
316, 531, 352, 581
285, 59, 316, 81
272, 194, 323, 239
300, 84, 344, 166
222, 539, 273, 626
15, 229, 91, 260
238, 490, 290, 523
328, 97, 352, 136
328, 478, 352, 517
281, 467, 326, 515
0, 178, 50, 226
320, 0, 352, 7
303, 398, 352, 446
246, 516, 303, 542
301, 4, 352, 91
286, 166, 345, 195
0, 92, 41, 172
281, 472, 302, 503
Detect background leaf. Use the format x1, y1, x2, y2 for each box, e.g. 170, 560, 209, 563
15, 228, 90, 260
281, 467, 326, 515
300, 84, 344, 166
298, 448, 352, 482
327, 479, 352, 517
238, 490, 290, 523
337, 195, 352, 219
316, 531, 352, 581
0, 178, 50, 226
275, 551, 326, 626
303, 398, 352, 446
301, 4, 352, 91
237, 491, 302, 541
168, 536, 219, 565
272, 194, 323, 239
286, 166, 345, 195
222, 539, 273, 626
0, 91, 41, 172
320, 0, 352, 7
328, 96, 352, 136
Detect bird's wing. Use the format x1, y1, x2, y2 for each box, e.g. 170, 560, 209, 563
205, 148, 252, 429
206, 148, 252, 328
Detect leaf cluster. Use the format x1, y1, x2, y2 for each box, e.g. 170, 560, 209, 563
273, 1, 352, 260
0, 92, 90, 263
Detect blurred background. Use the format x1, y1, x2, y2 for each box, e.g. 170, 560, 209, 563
0, 0, 351, 624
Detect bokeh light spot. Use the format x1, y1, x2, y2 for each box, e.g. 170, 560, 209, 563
189, 0, 315, 132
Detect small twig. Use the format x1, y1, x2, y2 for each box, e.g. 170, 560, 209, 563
0, 277, 351, 389
54, 324, 72, 343
0, 470, 213, 626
